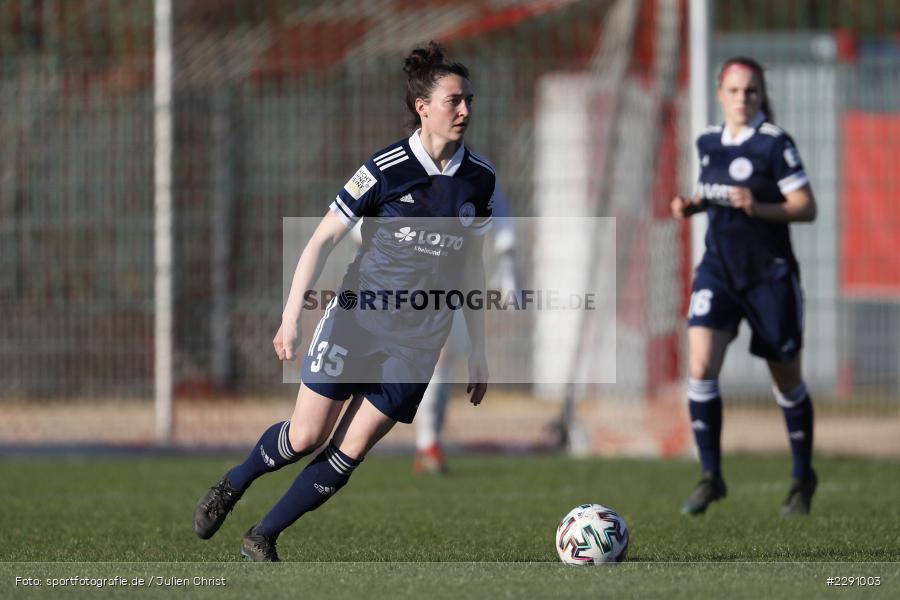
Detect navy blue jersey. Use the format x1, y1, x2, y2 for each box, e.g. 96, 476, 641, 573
328, 131, 495, 348
695, 112, 809, 289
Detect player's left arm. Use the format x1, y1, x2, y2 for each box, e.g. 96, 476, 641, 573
729, 134, 817, 223
463, 233, 489, 406
738, 184, 817, 223
465, 172, 496, 406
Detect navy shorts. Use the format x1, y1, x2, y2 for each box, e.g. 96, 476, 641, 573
300, 299, 441, 424
687, 260, 804, 362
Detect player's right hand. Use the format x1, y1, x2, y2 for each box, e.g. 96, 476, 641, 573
273, 320, 301, 361
466, 348, 489, 406
671, 195, 693, 219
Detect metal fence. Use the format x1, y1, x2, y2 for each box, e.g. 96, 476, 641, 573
1, 1, 898, 446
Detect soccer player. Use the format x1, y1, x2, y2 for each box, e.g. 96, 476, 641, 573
671, 57, 818, 517
192, 41, 494, 561
413, 185, 517, 475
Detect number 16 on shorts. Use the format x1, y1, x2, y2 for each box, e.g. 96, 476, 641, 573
688, 289, 713, 318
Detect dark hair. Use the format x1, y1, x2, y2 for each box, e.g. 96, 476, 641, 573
717, 56, 774, 123
403, 41, 470, 131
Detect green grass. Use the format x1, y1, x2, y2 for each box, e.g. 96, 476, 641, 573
1, 454, 899, 598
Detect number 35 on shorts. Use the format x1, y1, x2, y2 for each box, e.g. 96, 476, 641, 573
310, 341, 349, 376
688, 289, 713, 318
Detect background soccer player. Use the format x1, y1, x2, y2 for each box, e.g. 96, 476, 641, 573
193, 41, 495, 560
671, 56, 818, 517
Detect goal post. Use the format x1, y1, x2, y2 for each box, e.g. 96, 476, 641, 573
154, 0, 174, 443
689, 0, 712, 269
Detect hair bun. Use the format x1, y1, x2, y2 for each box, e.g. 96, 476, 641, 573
402, 42, 469, 131
403, 41, 446, 77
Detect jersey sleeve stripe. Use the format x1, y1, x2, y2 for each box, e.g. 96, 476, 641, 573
377, 154, 410, 171
334, 195, 359, 219
759, 124, 784, 137
329, 200, 359, 228
470, 216, 493, 235
373, 146, 405, 163
778, 171, 809, 194
468, 155, 495, 174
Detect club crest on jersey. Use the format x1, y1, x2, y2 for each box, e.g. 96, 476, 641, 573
458, 202, 476, 227
344, 165, 377, 200
728, 157, 754, 181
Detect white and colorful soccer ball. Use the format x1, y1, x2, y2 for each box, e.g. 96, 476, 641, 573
555, 503, 629, 565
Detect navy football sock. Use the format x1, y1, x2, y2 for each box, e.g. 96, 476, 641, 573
688, 378, 723, 477
256, 444, 361, 538
774, 383, 814, 480
227, 421, 302, 491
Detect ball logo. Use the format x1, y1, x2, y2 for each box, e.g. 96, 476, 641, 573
458, 202, 476, 227
338, 290, 358, 310
728, 157, 754, 181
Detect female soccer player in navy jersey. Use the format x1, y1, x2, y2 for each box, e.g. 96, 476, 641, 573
192, 42, 494, 560
671, 57, 818, 517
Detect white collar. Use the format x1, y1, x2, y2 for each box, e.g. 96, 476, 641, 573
408, 129, 465, 176
721, 111, 766, 146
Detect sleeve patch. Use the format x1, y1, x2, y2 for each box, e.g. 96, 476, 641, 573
778, 172, 809, 194
343, 165, 377, 200
783, 146, 802, 169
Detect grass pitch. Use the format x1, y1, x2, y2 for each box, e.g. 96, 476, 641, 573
1, 453, 898, 598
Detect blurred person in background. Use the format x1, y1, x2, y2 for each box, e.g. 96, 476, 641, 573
671, 56, 818, 517
413, 185, 518, 475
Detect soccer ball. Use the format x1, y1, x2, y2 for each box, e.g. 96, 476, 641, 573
555, 503, 629, 565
